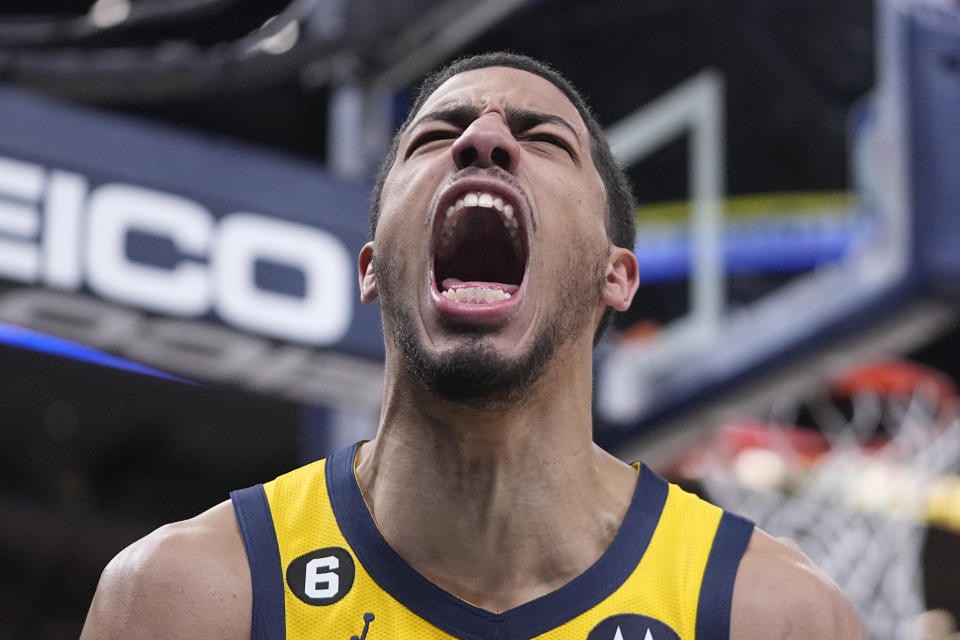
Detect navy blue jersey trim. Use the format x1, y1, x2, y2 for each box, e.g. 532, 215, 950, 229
231, 485, 286, 640
327, 442, 668, 640
695, 511, 754, 640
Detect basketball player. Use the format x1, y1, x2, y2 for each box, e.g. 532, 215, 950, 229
81, 53, 864, 639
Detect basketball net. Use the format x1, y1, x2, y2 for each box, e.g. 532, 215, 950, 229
697, 362, 960, 640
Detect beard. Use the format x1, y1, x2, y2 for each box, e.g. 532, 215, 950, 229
392, 311, 558, 408
375, 239, 608, 409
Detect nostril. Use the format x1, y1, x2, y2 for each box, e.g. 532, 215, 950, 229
491, 147, 511, 170
458, 147, 478, 167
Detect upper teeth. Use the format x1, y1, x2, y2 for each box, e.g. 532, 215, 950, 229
439, 190, 523, 257
446, 190, 515, 221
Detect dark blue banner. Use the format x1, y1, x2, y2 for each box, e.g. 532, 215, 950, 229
0, 85, 384, 403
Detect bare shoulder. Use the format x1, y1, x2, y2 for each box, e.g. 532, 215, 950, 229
80, 500, 250, 640
730, 528, 865, 640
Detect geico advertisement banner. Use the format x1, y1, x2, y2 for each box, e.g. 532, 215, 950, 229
0, 86, 384, 406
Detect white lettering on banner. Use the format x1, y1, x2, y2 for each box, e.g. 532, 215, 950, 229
0, 155, 45, 200
42, 171, 87, 291
0, 156, 45, 282
87, 184, 212, 316
0, 154, 355, 346
214, 213, 352, 344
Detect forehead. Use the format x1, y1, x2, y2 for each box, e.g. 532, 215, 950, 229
413, 66, 587, 135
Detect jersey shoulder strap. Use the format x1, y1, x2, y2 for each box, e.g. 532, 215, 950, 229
696, 507, 754, 640
655, 482, 754, 640
231, 483, 286, 640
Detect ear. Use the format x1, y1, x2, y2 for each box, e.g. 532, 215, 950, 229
601, 246, 640, 311
358, 242, 378, 303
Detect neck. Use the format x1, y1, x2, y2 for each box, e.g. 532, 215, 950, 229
354, 342, 638, 612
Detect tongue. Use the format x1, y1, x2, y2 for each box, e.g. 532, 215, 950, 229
441, 278, 520, 294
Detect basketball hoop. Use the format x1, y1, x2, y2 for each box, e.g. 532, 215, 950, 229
680, 360, 960, 639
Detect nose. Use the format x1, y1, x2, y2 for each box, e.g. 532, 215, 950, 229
450, 113, 521, 173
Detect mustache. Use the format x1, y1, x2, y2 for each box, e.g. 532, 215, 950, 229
442, 165, 522, 191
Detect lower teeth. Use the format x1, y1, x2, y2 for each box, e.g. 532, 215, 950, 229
441, 287, 511, 303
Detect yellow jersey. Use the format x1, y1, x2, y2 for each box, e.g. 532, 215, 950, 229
230, 442, 753, 640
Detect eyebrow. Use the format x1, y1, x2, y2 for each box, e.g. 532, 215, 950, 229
409, 104, 582, 144
410, 104, 482, 131
504, 107, 580, 143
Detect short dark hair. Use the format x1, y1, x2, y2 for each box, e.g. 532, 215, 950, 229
369, 52, 635, 341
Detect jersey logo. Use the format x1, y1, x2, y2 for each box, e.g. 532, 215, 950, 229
350, 612, 375, 640
587, 614, 681, 640
286, 547, 355, 606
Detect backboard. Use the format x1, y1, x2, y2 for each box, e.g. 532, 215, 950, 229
594, 0, 932, 440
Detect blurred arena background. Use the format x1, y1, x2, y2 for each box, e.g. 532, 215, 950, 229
1, 0, 959, 638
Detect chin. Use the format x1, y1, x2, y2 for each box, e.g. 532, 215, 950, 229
396, 315, 557, 408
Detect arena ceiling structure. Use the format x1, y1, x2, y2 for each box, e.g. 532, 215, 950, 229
0, 0, 873, 181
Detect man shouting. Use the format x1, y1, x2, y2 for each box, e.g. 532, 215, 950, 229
81, 52, 864, 640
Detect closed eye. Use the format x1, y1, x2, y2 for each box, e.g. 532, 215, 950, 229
405, 129, 459, 158
519, 133, 575, 159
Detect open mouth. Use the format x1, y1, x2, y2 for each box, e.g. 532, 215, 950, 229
432, 188, 529, 305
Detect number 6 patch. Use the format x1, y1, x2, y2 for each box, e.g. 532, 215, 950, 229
286, 547, 355, 606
